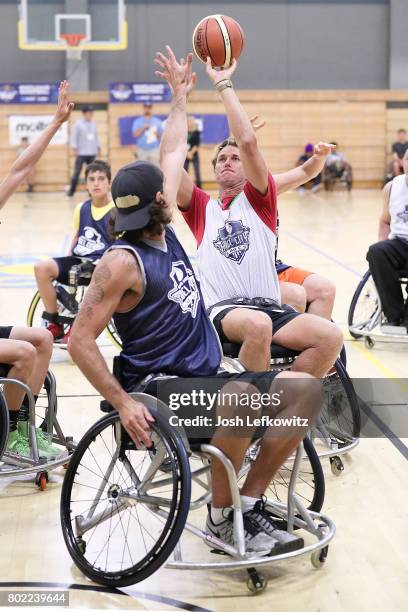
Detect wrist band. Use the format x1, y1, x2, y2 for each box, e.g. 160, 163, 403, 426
215, 79, 233, 94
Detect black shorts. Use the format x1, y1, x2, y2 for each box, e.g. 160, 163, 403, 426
0, 326, 13, 340
129, 369, 280, 446
209, 300, 300, 344
53, 256, 93, 285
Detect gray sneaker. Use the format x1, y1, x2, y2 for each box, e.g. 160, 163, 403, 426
245, 498, 304, 553
205, 509, 283, 556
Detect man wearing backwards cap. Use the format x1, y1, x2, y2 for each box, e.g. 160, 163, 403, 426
68, 47, 321, 556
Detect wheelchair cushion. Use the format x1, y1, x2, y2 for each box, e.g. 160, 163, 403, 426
222, 342, 300, 360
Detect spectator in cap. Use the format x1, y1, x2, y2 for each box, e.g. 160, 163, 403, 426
132, 102, 163, 166
297, 144, 322, 193
67, 105, 101, 197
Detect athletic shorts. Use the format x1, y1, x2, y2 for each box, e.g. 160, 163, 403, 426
208, 299, 300, 345
0, 326, 13, 339
278, 266, 313, 285
53, 256, 91, 285
130, 369, 281, 445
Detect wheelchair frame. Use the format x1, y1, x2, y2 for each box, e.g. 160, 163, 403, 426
60, 394, 335, 593
221, 348, 360, 477
26, 260, 121, 349
0, 371, 76, 490
348, 269, 408, 349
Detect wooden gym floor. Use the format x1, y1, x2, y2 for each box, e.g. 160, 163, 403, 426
0, 189, 407, 611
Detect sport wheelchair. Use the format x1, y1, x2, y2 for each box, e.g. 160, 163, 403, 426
27, 259, 121, 349
221, 342, 360, 476
348, 269, 408, 349
60, 364, 335, 593
0, 365, 75, 490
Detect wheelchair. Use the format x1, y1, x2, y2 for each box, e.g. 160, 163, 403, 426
221, 342, 360, 476
322, 162, 353, 191
26, 259, 121, 349
0, 364, 75, 490
348, 269, 408, 349
60, 362, 335, 593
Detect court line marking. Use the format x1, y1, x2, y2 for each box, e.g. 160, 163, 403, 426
0, 582, 213, 612
283, 229, 408, 460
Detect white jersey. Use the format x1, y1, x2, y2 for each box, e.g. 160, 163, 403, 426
181, 175, 281, 309
389, 174, 408, 241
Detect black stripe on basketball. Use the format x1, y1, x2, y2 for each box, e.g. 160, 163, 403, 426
204, 19, 216, 65
215, 17, 227, 66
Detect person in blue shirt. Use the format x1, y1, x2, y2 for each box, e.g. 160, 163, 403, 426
132, 102, 163, 165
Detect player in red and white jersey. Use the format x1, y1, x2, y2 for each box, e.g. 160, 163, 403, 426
173, 59, 343, 376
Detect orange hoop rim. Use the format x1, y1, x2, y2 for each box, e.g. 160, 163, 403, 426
60, 33, 86, 47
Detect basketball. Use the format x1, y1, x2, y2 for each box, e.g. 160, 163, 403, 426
192, 15, 245, 68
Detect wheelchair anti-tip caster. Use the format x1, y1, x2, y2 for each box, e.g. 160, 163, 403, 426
330, 456, 344, 476
364, 336, 375, 349
311, 546, 329, 569
35, 471, 48, 491
76, 537, 86, 555
247, 568, 268, 593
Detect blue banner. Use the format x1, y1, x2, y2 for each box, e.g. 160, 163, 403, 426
118, 114, 229, 146
110, 82, 172, 103
0, 83, 59, 104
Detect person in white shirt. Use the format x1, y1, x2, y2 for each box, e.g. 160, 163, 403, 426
367, 149, 408, 332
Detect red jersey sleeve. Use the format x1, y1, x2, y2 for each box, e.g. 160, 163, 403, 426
243, 172, 277, 233
179, 185, 211, 246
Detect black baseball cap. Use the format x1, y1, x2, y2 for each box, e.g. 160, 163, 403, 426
111, 161, 164, 232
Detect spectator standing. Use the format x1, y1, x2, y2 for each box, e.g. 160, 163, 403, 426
391, 129, 408, 178
132, 102, 163, 165
184, 115, 202, 188
67, 106, 100, 197
16, 137, 35, 193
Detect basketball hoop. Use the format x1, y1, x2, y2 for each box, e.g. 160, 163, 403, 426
61, 33, 86, 60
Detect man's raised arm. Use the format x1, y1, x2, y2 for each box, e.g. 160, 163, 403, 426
0, 81, 74, 210
155, 47, 196, 209
205, 58, 269, 195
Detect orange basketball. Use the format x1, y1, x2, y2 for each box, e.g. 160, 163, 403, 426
192, 15, 245, 68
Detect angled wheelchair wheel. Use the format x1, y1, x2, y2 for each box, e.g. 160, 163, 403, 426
60, 409, 191, 587
0, 391, 9, 460
348, 270, 379, 339
104, 319, 122, 350
240, 437, 325, 513
320, 359, 361, 443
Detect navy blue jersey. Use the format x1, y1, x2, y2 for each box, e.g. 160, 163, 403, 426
275, 259, 291, 273
73, 199, 113, 261
110, 227, 221, 390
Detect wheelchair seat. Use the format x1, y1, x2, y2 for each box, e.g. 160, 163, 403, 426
222, 341, 300, 361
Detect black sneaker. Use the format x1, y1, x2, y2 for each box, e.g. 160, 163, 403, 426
244, 498, 304, 553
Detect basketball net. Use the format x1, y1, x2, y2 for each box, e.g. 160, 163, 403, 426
61, 33, 86, 61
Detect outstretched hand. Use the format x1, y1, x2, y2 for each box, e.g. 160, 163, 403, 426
54, 80, 74, 125
205, 57, 237, 86
155, 46, 197, 97
250, 115, 266, 133
314, 142, 336, 159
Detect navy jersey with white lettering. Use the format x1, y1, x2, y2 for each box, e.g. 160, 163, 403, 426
72, 199, 113, 261
110, 227, 221, 390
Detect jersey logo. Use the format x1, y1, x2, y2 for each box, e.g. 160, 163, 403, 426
74, 226, 106, 257
168, 261, 200, 318
397, 204, 408, 223
213, 220, 250, 264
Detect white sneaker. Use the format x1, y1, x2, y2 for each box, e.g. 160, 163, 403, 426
245, 498, 304, 552
381, 323, 407, 336
206, 509, 285, 556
